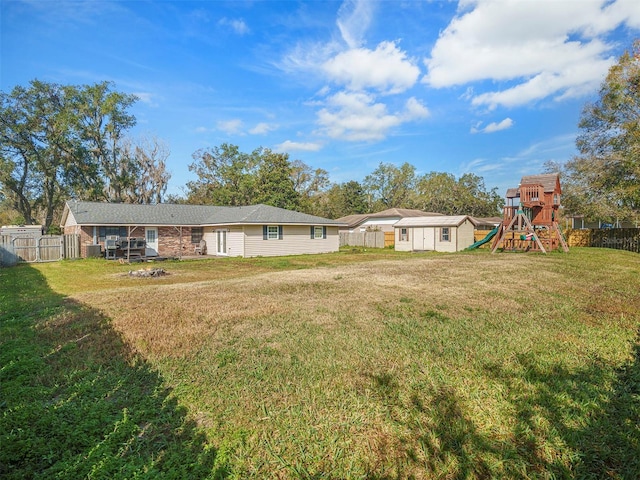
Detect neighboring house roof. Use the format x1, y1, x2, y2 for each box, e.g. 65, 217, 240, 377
395, 215, 473, 228
334, 213, 370, 228
61, 201, 345, 227
335, 208, 443, 228
367, 208, 442, 219
472, 216, 503, 227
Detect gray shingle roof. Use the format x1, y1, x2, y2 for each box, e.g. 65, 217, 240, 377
63, 201, 345, 226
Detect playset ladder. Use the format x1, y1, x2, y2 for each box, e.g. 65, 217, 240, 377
492, 211, 547, 254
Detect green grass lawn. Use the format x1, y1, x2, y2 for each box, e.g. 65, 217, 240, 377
1, 248, 639, 479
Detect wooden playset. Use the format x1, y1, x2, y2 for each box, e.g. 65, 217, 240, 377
492, 173, 569, 253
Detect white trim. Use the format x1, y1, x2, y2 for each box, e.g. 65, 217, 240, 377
267, 225, 279, 240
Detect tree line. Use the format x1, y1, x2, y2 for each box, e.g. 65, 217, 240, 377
183, 143, 505, 219
2, 40, 638, 230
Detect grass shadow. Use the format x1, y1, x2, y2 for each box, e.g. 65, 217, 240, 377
574, 330, 640, 478
484, 340, 640, 479
0, 264, 225, 479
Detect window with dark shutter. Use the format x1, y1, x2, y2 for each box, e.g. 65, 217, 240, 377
265, 225, 280, 240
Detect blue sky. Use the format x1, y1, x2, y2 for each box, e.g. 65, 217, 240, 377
2, 0, 640, 199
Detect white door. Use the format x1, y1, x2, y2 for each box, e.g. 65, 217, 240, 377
412, 227, 424, 251
216, 230, 227, 255
145, 227, 158, 256
424, 228, 436, 250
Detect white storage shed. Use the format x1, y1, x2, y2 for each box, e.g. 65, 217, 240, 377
394, 215, 476, 252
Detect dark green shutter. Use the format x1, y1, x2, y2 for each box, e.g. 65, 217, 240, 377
278, 225, 283, 240
323, 226, 327, 239
310, 226, 315, 239
263, 225, 268, 240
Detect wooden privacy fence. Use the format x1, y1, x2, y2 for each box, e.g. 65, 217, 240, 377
566, 228, 640, 253
340, 231, 395, 248
0, 234, 81, 266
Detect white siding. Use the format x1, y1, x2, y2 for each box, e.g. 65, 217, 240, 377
203, 230, 216, 254
395, 227, 412, 252
244, 225, 339, 257
434, 226, 457, 253
227, 227, 244, 257
358, 218, 399, 232
457, 220, 475, 250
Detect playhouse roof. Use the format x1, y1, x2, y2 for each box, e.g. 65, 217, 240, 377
520, 173, 560, 193
506, 173, 561, 198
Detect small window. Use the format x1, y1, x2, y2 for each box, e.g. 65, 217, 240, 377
267, 225, 279, 240
441, 227, 450, 242
314, 226, 324, 239
263, 225, 283, 240
191, 227, 203, 244
400, 228, 408, 242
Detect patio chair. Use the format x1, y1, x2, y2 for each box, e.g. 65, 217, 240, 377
194, 239, 207, 255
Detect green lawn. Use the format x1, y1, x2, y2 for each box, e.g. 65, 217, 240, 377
1, 248, 639, 479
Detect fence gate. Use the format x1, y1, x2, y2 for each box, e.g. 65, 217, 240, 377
0, 234, 81, 266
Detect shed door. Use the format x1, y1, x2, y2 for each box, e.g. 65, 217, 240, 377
424, 228, 435, 250
145, 227, 158, 256
412, 228, 425, 250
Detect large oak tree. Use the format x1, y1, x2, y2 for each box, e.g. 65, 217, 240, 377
0, 80, 171, 230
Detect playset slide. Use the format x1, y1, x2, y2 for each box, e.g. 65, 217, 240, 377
466, 226, 499, 250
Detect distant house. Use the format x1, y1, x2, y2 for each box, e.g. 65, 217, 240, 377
471, 217, 503, 229
394, 215, 476, 252
336, 208, 443, 233
61, 201, 345, 259
568, 216, 639, 229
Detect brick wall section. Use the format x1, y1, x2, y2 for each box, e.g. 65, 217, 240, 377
158, 226, 193, 257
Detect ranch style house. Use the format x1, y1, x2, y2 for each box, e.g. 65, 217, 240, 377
61, 201, 345, 259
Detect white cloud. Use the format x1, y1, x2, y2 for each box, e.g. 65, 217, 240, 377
316, 91, 429, 142
471, 117, 514, 134
133, 92, 158, 107
403, 97, 430, 120
336, 0, 374, 48
471, 58, 613, 109
316, 91, 400, 141
323, 41, 421, 94
249, 122, 277, 135
275, 140, 323, 152
216, 119, 244, 135
218, 17, 249, 35
424, 0, 640, 108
